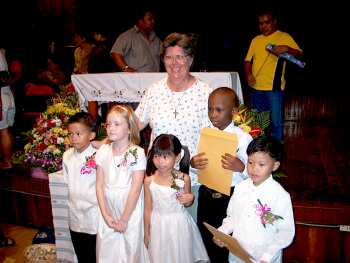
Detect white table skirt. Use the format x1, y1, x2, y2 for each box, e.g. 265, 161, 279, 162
71, 72, 243, 110
49, 171, 78, 263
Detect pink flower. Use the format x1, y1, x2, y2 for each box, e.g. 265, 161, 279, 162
80, 153, 97, 175
116, 148, 138, 168
255, 199, 283, 228
86, 159, 96, 168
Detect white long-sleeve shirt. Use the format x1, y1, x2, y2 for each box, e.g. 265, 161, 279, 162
218, 176, 295, 262
63, 144, 99, 234
217, 122, 253, 186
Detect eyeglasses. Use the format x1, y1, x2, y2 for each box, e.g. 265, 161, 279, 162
163, 54, 188, 64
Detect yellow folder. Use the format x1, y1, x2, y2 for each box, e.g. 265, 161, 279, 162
203, 222, 253, 263
197, 127, 238, 196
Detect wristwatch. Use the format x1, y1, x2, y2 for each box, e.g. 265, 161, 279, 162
122, 65, 129, 71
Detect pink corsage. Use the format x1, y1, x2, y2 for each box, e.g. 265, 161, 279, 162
254, 199, 283, 228
80, 152, 97, 175
116, 147, 138, 168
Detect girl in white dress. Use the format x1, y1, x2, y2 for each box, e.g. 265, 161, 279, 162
144, 134, 209, 263
95, 105, 149, 263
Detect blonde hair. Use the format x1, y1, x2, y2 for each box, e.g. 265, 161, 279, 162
107, 104, 140, 145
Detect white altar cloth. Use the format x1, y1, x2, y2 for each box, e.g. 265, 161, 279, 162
71, 72, 243, 110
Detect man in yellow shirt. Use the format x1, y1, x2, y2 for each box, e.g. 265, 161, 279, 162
244, 9, 302, 141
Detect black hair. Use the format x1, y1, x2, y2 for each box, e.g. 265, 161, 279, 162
47, 54, 63, 68
146, 134, 190, 176
68, 112, 96, 133
73, 28, 93, 43
256, 4, 277, 20
210, 87, 240, 108
133, 4, 156, 23
246, 135, 283, 162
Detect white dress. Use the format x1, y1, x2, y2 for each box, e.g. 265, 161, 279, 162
95, 144, 149, 263
148, 180, 209, 263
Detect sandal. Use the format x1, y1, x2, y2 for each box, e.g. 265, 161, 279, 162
0, 237, 15, 247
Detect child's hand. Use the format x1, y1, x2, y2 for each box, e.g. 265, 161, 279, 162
260, 261, 268, 263
177, 193, 194, 207
190, 152, 208, 170
221, 153, 244, 172
115, 219, 128, 233
104, 214, 118, 229
213, 237, 226, 248
144, 233, 150, 248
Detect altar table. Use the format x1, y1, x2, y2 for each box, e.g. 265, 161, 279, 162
71, 72, 243, 110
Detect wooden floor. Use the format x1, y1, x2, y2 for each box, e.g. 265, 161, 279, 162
0, 224, 37, 263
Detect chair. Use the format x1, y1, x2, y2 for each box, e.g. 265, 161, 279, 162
20, 83, 54, 128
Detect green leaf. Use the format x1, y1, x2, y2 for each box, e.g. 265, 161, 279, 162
272, 171, 287, 178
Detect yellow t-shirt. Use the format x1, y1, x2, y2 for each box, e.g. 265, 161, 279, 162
245, 30, 301, 91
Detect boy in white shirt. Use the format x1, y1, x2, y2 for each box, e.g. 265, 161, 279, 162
191, 87, 253, 262
215, 135, 295, 263
63, 112, 98, 262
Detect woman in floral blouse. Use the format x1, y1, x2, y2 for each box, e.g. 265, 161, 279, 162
135, 32, 213, 221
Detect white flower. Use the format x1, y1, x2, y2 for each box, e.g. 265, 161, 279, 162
56, 137, 64, 144
174, 178, 185, 189
54, 119, 62, 127
126, 154, 136, 164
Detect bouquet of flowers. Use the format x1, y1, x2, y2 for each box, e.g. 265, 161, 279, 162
233, 105, 270, 138
13, 84, 80, 173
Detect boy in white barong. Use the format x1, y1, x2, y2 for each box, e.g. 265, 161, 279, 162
214, 135, 295, 263
63, 112, 98, 263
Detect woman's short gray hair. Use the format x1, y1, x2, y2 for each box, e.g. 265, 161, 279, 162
161, 32, 198, 58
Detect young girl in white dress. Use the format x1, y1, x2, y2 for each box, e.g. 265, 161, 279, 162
95, 105, 149, 263
144, 134, 209, 263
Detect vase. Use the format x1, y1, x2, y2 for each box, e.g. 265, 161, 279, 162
30, 167, 48, 180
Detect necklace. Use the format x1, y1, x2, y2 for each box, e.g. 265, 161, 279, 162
167, 76, 195, 119
170, 90, 187, 119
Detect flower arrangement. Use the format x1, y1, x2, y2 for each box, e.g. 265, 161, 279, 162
13, 84, 80, 173
116, 147, 138, 168
233, 105, 270, 138
233, 106, 287, 178
254, 199, 284, 228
